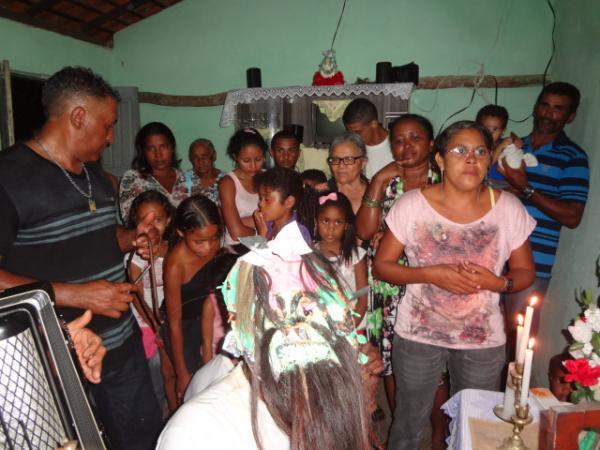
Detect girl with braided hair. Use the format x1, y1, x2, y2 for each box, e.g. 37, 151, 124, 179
157, 221, 377, 450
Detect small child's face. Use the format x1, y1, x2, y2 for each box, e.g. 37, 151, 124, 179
316, 205, 346, 244
258, 185, 292, 222
302, 178, 320, 189
549, 365, 573, 402
179, 224, 221, 257
480, 116, 506, 143
138, 202, 170, 240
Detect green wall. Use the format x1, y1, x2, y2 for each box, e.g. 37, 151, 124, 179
2, 0, 599, 390
0, 17, 111, 79
533, 0, 600, 386
111, 0, 554, 169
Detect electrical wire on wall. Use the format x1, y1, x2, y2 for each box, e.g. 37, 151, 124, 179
508, 0, 555, 123
432, 0, 556, 130
330, 0, 348, 50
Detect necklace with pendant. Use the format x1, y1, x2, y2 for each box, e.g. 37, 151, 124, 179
34, 136, 97, 213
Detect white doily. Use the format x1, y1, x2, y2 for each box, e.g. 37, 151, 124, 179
220, 83, 413, 127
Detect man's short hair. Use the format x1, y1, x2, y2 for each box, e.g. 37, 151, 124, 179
476, 104, 509, 129
537, 82, 581, 114
342, 98, 378, 125
41, 66, 120, 117
271, 129, 299, 148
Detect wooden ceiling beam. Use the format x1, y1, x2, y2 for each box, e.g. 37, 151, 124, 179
82, 0, 153, 32
0, 6, 110, 46
27, 0, 59, 16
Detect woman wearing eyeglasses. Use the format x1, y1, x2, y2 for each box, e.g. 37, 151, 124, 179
374, 121, 536, 450
326, 133, 368, 214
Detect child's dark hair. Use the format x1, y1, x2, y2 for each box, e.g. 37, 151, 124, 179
127, 190, 174, 242
226, 128, 268, 161
300, 169, 327, 185
314, 191, 357, 266
476, 104, 509, 129
548, 351, 572, 375
173, 195, 223, 238
254, 167, 303, 209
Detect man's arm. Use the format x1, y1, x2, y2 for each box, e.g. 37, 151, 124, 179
500, 162, 586, 228
0, 262, 135, 318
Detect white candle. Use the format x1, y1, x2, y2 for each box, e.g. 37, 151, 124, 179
517, 296, 538, 364
519, 338, 535, 406
515, 314, 524, 363
501, 362, 516, 419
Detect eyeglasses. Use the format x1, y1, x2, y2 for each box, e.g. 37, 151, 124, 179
327, 156, 365, 165
446, 146, 490, 158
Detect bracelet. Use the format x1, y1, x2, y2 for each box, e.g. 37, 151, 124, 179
500, 276, 514, 293
362, 195, 383, 208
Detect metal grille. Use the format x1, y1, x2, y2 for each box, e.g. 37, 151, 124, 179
0, 327, 67, 449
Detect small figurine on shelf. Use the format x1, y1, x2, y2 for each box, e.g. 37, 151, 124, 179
312, 49, 345, 86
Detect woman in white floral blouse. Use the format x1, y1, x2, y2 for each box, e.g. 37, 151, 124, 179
119, 122, 189, 222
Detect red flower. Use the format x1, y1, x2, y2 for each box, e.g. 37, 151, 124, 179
564, 358, 600, 387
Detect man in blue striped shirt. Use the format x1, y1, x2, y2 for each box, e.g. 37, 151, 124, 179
500, 82, 589, 347
0, 67, 162, 449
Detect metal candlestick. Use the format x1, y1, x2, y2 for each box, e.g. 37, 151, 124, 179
494, 363, 533, 450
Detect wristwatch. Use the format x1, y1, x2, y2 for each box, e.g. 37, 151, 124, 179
522, 185, 536, 200
502, 276, 514, 293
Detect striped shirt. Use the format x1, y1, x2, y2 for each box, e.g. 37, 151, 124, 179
521, 132, 589, 278
0, 143, 138, 371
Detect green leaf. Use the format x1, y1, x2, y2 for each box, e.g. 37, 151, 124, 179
570, 342, 585, 352
583, 288, 595, 306
593, 333, 600, 351
570, 387, 586, 404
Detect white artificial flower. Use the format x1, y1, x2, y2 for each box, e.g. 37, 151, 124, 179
569, 319, 593, 344
583, 343, 594, 356
585, 306, 600, 332
591, 353, 600, 368
593, 385, 600, 402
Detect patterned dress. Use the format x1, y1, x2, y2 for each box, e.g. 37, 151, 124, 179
367, 168, 439, 375
119, 168, 189, 223
185, 170, 225, 205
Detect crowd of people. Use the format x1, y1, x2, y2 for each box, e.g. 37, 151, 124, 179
0, 66, 589, 450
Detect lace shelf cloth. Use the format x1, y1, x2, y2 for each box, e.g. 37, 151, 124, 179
219, 82, 414, 127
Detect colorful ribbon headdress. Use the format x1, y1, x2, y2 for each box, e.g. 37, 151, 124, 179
221, 222, 366, 378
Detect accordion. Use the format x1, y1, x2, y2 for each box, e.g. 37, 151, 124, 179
0, 283, 107, 449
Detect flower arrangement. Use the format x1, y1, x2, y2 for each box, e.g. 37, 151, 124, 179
565, 260, 600, 402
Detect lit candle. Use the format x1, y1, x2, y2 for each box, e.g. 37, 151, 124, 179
501, 362, 516, 419
515, 314, 524, 363
519, 338, 535, 406
517, 296, 538, 364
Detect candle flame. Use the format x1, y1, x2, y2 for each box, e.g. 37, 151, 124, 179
528, 338, 535, 349
529, 296, 538, 307
517, 314, 524, 326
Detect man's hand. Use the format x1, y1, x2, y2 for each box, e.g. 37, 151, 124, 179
498, 159, 528, 193
67, 310, 106, 384
67, 280, 136, 318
